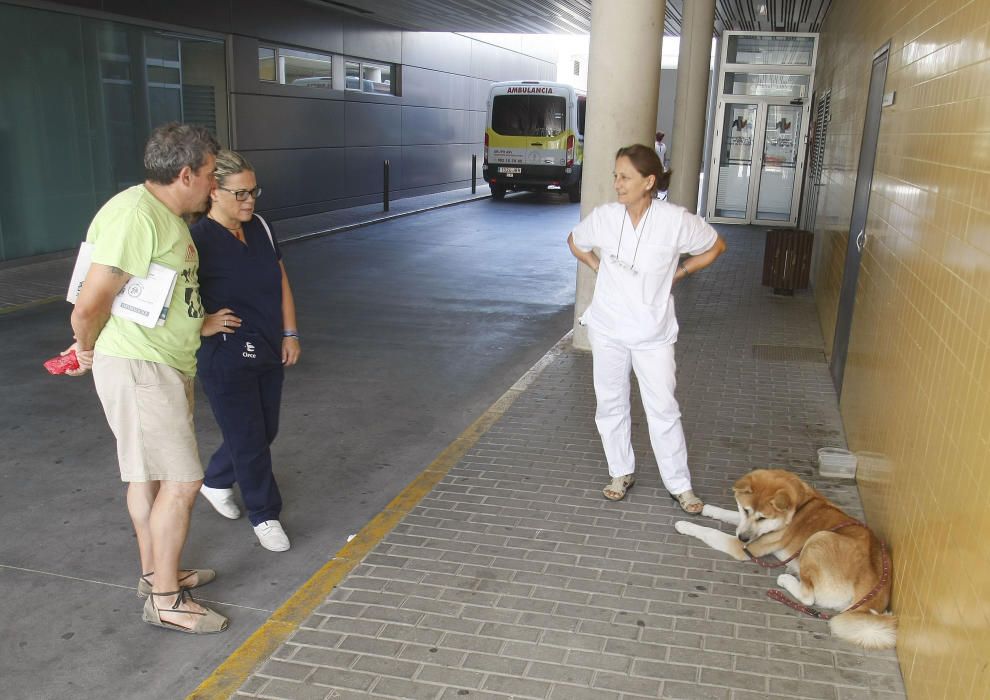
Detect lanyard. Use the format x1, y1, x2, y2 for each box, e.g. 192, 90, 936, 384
614, 204, 652, 271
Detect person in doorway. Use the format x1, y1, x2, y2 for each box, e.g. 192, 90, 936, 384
192, 150, 300, 552
654, 131, 668, 172
65, 122, 228, 634
567, 144, 726, 512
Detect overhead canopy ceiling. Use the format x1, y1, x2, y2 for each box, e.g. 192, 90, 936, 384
311, 0, 832, 35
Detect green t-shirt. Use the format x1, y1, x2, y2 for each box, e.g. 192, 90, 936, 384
88, 185, 204, 376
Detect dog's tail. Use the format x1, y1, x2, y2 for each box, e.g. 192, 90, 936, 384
829, 610, 897, 649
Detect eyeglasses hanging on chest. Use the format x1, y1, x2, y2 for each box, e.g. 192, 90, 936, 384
608, 206, 652, 275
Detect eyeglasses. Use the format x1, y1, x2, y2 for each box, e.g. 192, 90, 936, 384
608, 253, 639, 275
218, 186, 263, 201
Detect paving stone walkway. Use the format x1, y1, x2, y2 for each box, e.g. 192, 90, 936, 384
230, 226, 906, 700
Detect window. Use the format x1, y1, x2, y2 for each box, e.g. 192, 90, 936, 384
258, 47, 275, 81
282, 48, 332, 88
258, 46, 332, 89
491, 95, 566, 137
723, 72, 810, 99
0, 2, 228, 260
345, 59, 393, 94
725, 35, 815, 66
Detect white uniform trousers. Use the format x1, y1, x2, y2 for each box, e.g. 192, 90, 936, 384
589, 327, 692, 495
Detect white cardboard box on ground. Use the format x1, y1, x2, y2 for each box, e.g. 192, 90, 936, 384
818, 447, 857, 478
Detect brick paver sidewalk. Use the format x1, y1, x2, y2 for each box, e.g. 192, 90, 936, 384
233, 227, 905, 700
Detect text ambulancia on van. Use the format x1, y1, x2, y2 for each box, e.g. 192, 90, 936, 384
483, 81, 586, 202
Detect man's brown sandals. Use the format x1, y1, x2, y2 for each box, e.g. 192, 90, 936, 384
142, 589, 228, 634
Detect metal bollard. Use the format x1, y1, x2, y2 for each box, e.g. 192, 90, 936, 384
471, 154, 477, 194
383, 159, 390, 212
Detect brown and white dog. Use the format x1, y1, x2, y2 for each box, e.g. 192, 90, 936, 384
674, 469, 896, 649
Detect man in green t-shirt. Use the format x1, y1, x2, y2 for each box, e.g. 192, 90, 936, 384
66, 123, 228, 634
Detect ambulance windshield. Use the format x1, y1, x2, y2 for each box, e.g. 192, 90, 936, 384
492, 95, 566, 137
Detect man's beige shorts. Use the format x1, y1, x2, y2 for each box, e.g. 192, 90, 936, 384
93, 352, 204, 482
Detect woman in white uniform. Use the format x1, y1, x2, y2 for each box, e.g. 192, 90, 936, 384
567, 144, 726, 511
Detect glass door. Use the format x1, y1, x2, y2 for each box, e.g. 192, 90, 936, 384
753, 104, 804, 224
710, 102, 759, 221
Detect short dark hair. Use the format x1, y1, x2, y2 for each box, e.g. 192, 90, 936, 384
616, 143, 671, 193
143, 123, 220, 185
655, 131, 665, 141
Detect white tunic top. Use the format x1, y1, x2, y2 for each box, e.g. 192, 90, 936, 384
572, 200, 718, 346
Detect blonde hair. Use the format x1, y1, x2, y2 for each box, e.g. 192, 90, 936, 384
213, 149, 254, 186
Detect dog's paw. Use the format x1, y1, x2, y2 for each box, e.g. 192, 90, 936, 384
701, 504, 719, 519
674, 520, 696, 536
777, 573, 798, 588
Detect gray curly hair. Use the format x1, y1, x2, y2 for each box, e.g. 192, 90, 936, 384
143, 122, 220, 184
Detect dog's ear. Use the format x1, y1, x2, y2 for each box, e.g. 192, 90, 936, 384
733, 476, 752, 496
770, 489, 793, 513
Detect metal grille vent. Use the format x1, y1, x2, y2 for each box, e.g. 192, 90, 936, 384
752, 345, 825, 362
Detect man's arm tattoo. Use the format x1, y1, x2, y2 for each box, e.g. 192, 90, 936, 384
109, 266, 126, 276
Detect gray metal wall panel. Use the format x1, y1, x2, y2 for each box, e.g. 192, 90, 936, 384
346, 102, 401, 147
519, 56, 543, 81
342, 17, 401, 63
470, 77, 491, 112
243, 148, 346, 211
401, 66, 474, 110
400, 144, 474, 189
401, 31, 471, 73
230, 0, 343, 54
401, 106, 473, 146
229, 34, 262, 96
101, 0, 230, 32
344, 146, 402, 196
234, 94, 345, 150
469, 40, 500, 81
470, 111, 487, 141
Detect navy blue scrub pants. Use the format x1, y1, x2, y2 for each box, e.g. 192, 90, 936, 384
199, 364, 284, 526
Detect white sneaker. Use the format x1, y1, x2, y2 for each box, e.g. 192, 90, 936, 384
200, 485, 241, 519
253, 520, 290, 552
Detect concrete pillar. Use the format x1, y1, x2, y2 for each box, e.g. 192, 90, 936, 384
572, 0, 666, 350
667, 0, 717, 212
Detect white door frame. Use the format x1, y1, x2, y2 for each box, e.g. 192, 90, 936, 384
706, 97, 811, 226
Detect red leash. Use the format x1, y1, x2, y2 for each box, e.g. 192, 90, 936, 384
756, 521, 891, 619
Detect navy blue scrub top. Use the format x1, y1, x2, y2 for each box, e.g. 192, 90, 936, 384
191, 215, 283, 365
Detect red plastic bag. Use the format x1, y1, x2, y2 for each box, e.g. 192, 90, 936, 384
44, 350, 80, 375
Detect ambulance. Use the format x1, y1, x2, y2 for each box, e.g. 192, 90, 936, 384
482, 80, 586, 202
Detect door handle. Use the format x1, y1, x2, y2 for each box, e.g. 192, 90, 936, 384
530, 142, 542, 147
855, 228, 866, 253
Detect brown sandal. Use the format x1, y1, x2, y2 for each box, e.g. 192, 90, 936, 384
142, 589, 228, 634
672, 490, 704, 514
137, 569, 216, 598
603, 475, 635, 501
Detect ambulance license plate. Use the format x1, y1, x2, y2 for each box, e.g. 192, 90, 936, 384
498, 167, 522, 174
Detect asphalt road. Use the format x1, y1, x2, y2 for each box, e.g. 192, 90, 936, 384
0, 192, 580, 699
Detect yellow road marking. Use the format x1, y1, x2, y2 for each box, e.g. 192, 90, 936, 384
187, 333, 570, 699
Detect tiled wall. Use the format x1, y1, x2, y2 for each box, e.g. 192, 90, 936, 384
812, 0, 990, 696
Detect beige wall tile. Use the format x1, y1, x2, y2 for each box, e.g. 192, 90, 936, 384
812, 0, 990, 695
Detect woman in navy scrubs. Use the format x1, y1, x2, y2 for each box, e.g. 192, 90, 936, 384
193, 150, 300, 552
